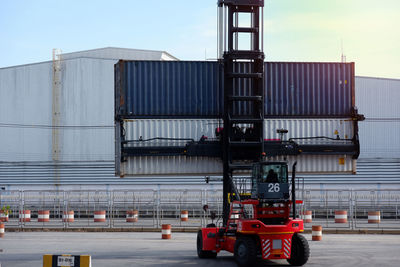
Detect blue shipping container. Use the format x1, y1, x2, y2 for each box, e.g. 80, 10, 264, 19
115, 61, 222, 118
115, 61, 354, 118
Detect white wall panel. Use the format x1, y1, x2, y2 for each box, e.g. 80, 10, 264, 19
60, 58, 114, 161
0, 58, 115, 162
356, 76, 400, 118
359, 121, 400, 158
356, 76, 400, 158
0, 62, 53, 161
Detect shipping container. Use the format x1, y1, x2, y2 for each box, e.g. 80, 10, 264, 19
115, 61, 355, 118
115, 61, 222, 118
118, 119, 355, 176
265, 62, 354, 117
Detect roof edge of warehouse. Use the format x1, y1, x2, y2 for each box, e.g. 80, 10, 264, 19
60, 46, 179, 61
0, 47, 179, 69
356, 75, 400, 82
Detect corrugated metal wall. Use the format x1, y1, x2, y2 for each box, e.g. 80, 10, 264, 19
0, 62, 53, 161
0, 159, 398, 191
116, 61, 354, 118
0, 58, 115, 162
60, 58, 114, 161
356, 77, 400, 158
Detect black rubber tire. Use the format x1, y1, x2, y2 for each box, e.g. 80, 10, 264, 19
287, 234, 310, 266
234, 236, 257, 267
197, 230, 217, 259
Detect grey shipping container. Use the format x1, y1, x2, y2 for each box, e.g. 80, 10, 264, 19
115, 61, 355, 118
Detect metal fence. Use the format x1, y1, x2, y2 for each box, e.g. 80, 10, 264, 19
0, 189, 399, 230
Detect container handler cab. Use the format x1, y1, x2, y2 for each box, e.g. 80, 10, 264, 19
197, 161, 309, 266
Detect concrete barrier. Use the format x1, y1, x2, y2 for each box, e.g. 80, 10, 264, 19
303, 210, 312, 223
63, 211, 74, 223
0, 223, 4, 238
180, 210, 188, 222
368, 211, 381, 224
38, 210, 50, 222
312, 225, 322, 241
0, 211, 9, 222
335, 210, 348, 223
162, 224, 171, 239
94, 210, 106, 222
19, 210, 31, 222
126, 210, 138, 222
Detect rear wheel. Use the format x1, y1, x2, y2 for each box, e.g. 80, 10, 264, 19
287, 234, 310, 266
234, 236, 257, 267
197, 230, 217, 259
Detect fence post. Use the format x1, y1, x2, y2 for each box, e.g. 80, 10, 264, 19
20, 190, 24, 229
109, 190, 112, 229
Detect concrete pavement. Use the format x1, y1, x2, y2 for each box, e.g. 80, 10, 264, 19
0, 232, 399, 266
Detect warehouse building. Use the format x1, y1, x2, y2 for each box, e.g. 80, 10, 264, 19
0, 47, 399, 190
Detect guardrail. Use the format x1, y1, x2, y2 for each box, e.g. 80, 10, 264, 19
0, 189, 399, 230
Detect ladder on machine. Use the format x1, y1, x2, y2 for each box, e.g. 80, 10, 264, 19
218, 0, 265, 224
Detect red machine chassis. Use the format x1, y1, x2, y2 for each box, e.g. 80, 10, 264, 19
200, 200, 304, 260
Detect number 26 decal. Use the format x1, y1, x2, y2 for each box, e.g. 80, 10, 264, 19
268, 183, 280, 192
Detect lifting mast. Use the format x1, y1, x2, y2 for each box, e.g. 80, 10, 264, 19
219, 0, 265, 225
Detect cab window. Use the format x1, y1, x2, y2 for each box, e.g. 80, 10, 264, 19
261, 164, 287, 183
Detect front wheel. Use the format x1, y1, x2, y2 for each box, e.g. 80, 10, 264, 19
287, 234, 310, 266
234, 236, 257, 267
197, 230, 217, 259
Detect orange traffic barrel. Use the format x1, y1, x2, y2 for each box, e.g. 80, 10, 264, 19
0, 210, 8, 222
303, 210, 312, 223
334, 210, 348, 223
0, 223, 4, 238
126, 210, 138, 222
63, 211, 74, 223
38, 210, 50, 222
94, 210, 106, 222
19, 210, 31, 222
368, 211, 381, 224
161, 224, 172, 239
312, 225, 322, 241
180, 210, 189, 222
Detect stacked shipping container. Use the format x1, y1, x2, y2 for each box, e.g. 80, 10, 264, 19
115, 61, 358, 175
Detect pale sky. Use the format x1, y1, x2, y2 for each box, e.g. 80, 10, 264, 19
0, 0, 399, 78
